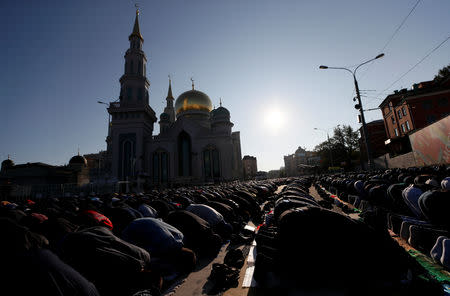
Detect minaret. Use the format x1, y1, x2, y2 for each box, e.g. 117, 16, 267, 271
164, 76, 176, 123
119, 8, 149, 106
108, 8, 157, 181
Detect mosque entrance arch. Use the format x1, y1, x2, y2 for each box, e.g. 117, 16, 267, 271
177, 131, 192, 176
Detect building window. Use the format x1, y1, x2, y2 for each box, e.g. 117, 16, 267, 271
438, 97, 448, 107
203, 146, 220, 179
391, 116, 396, 124
138, 88, 143, 101
130, 60, 134, 74
394, 128, 398, 137
178, 131, 192, 177
427, 114, 436, 124
402, 107, 407, 116
406, 121, 411, 130
423, 101, 432, 110
397, 110, 402, 119
138, 62, 142, 76
121, 139, 135, 179
401, 124, 406, 133
152, 153, 159, 183
153, 150, 169, 184
127, 87, 132, 100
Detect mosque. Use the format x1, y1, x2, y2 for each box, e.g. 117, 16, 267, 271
107, 9, 243, 185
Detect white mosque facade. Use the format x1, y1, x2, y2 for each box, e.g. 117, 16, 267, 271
108, 10, 243, 185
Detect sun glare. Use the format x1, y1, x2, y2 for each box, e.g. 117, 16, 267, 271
263, 106, 286, 132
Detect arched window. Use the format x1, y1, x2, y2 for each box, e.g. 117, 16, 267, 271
161, 152, 168, 182
152, 153, 159, 183
203, 146, 220, 179
121, 139, 135, 179
178, 131, 192, 176
127, 87, 132, 100
153, 150, 169, 184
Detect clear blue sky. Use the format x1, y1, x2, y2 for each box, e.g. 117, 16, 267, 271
1, 0, 449, 171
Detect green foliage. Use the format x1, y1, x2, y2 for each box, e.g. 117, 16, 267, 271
314, 125, 360, 170
434, 64, 450, 82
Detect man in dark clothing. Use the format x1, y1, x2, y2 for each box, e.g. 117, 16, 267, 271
59, 225, 154, 295
276, 207, 412, 286
166, 210, 222, 256
122, 217, 196, 274
186, 204, 233, 240
0, 218, 100, 296
418, 189, 450, 226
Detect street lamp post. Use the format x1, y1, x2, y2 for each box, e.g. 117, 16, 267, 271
314, 128, 334, 167
97, 101, 111, 138
319, 53, 384, 170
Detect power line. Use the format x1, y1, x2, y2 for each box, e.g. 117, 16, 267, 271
359, 0, 422, 81
366, 35, 450, 107
380, 0, 422, 53
378, 35, 450, 95
347, 0, 422, 104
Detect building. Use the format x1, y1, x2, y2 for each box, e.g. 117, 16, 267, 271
107, 10, 243, 186
267, 169, 281, 179
242, 155, 257, 179
0, 154, 90, 199
283, 154, 295, 177
83, 150, 112, 183
284, 147, 320, 176
359, 119, 387, 165
0, 154, 89, 186
379, 77, 450, 155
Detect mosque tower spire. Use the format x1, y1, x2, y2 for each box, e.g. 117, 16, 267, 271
108, 7, 157, 181
164, 75, 176, 123
118, 6, 150, 106
167, 75, 174, 100
130, 7, 143, 41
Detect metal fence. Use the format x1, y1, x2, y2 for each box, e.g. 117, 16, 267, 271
1, 182, 131, 201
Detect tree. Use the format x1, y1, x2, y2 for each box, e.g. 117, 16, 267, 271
434, 64, 450, 82
314, 125, 360, 170
333, 125, 359, 157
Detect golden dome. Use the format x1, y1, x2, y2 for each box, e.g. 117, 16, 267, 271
175, 90, 213, 115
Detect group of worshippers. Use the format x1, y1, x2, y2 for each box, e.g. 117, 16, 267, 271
317, 165, 450, 273
253, 173, 447, 295
0, 180, 279, 295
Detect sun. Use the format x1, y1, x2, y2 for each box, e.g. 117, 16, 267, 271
263, 106, 286, 132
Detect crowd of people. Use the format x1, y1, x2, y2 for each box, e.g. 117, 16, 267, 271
249, 166, 448, 295
1, 165, 448, 295
317, 165, 449, 272
0, 180, 280, 295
